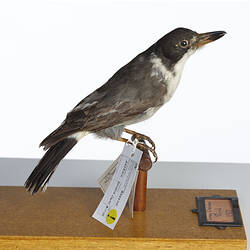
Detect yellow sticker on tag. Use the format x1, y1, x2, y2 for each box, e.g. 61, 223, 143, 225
106, 209, 117, 224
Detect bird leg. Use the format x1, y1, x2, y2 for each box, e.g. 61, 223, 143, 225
123, 128, 156, 150
118, 136, 158, 162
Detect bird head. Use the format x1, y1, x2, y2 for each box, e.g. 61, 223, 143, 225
157, 28, 226, 64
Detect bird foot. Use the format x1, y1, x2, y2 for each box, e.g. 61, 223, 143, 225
121, 128, 158, 162
123, 128, 155, 150
136, 142, 158, 162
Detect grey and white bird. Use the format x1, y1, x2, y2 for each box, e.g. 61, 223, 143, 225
25, 27, 226, 194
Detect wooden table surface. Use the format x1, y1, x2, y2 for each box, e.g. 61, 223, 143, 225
0, 186, 246, 249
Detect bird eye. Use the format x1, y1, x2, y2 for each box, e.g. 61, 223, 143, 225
180, 40, 188, 48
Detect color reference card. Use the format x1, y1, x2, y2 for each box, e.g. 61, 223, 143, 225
92, 144, 142, 229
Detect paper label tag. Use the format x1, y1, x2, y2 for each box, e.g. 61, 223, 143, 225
92, 143, 142, 229
98, 157, 119, 193
98, 157, 138, 218
128, 171, 138, 218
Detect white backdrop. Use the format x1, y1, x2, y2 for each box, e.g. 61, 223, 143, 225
1, 0, 250, 163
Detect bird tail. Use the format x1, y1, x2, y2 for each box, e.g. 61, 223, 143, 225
25, 138, 77, 194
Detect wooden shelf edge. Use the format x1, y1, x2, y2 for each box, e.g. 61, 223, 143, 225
0, 236, 246, 250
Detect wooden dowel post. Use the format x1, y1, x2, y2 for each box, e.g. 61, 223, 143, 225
134, 151, 152, 211
134, 169, 147, 211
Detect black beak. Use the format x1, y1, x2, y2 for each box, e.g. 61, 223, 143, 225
196, 31, 226, 48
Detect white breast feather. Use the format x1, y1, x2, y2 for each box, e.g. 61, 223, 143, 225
150, 50, 194, 103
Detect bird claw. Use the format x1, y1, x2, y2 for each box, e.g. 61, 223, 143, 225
136, 142, 158, 163
122, 128, 158, 162
124, 128, 156, 150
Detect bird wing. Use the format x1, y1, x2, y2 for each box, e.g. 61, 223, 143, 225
40, 54, 167, 149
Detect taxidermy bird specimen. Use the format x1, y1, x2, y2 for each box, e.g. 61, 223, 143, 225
25, 28, 226, 194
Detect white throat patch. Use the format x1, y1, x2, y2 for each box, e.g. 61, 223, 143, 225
150, 50, 194, 103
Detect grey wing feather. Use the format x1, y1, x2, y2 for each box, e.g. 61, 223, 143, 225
40, 53, 167, 149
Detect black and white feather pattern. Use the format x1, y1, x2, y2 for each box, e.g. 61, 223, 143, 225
25, 28, 201, 194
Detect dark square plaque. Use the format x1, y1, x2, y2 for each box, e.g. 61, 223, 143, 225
192, 195, 243, 229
